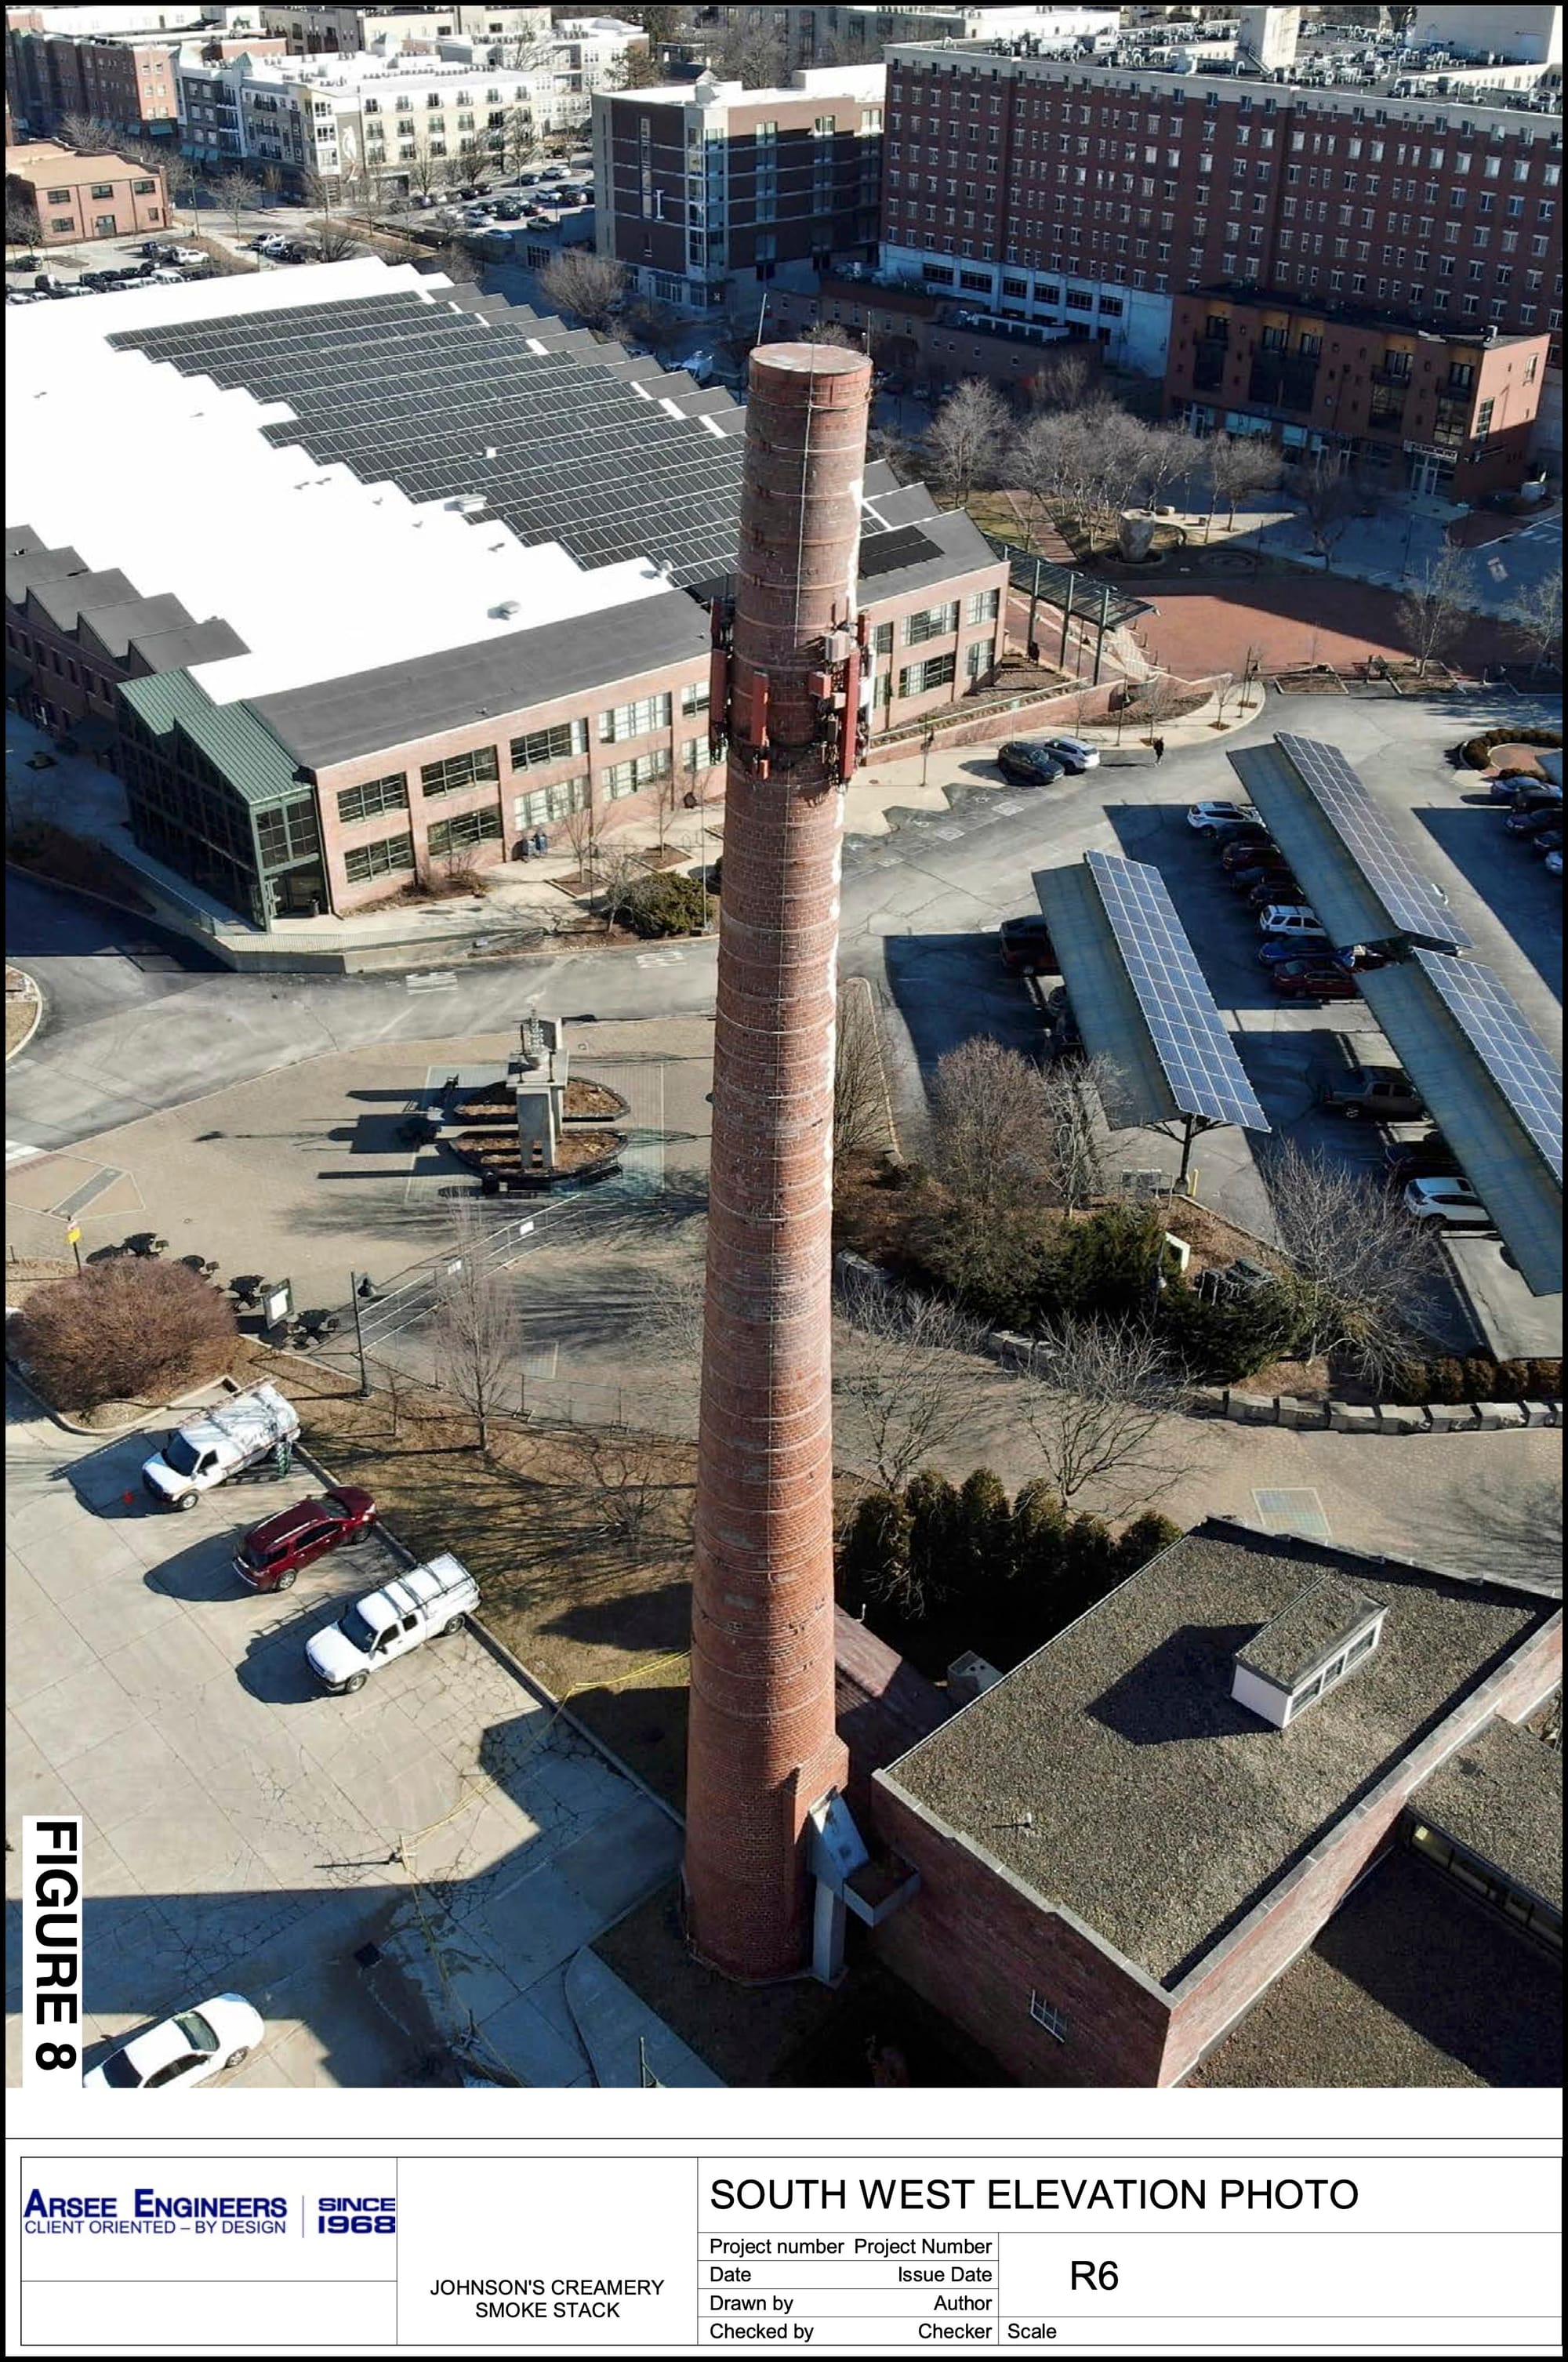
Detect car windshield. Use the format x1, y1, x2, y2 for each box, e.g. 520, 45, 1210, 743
162, 1435, 201, 1476
171, 2010, 218, 2055
338, 1605, 380, 1654
321, 1500, 351, 1522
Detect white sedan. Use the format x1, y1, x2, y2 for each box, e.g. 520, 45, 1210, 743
84, 1995, 263, 2091
1035, 735, 1102, 774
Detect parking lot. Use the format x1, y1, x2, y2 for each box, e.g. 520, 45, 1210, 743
5, 1376, 681, 2088
854, 694, 1561, 1359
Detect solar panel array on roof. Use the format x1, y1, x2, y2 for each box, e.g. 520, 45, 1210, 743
1410, 949, 1563, 1183
1276, 732, 1472, 952
857, 523, 943, 579
108, 290, 749, 586
1086, 849, 1269, 1131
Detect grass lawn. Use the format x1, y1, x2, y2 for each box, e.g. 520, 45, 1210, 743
265, 1354, 697, 1805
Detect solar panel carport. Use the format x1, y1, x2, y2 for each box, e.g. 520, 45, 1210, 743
1225, 733, 1472, 955
1036, 851, 1269, 1177
1355, 953, 1563, 1297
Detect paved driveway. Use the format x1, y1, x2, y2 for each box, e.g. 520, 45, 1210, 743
5, 1380, 681, 2088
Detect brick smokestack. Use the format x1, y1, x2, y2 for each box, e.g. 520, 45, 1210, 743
685, 343, 873, 1981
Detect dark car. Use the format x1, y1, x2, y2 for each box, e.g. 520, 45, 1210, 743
1218, 830, 1276, 871
1534, 827, 1563, 858
1383, 1134, 1466, 1189
999, 915, 1058, 975
1319, 1068, 1425, 1122
1247, 874, 1302, 909
996, 740, 1065, 786
1504, 796, 1562, 834
1227, 859, 1294, 893
1334, 943, 1392, 972
1271, 960, 1358, 1000
234, 1486, 377, 1591
493, 198, 523, 219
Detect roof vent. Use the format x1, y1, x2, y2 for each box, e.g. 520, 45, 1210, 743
454, 493, 487, 515
1232, 1576, 1386, 1730
492, 598, 521, 619
948, 1649, 1005, 1705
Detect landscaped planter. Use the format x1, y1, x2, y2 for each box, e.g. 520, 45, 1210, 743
450, 1127, 626, 1192
449, 1076, 631, 1127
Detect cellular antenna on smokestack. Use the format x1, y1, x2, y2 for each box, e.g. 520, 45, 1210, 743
684, 343, 874, 1983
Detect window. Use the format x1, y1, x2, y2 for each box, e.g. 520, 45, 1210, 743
965, 640, 989, 680
510, 717, 588, 769
681, 680, 710, 716
871, 621, 894, 655
681, 736, 713, 775
336, 773, 408, 825
420, 746, 499, 796
427, 807, 503, 857
902, 601, 959, 646
598, 692, 672, 742
965, 586, 1000, 626
897, 652, 956, 698
132, 179, 155, 194
255, 796, 321, 868
343, 832, 414, 883
1028, 1992, 1067, 2041
514, 773, 588, 829
603, 748, 671, 798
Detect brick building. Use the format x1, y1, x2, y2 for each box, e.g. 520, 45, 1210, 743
593, 63, 885, 314
5, 137, 168, 241
880, 43, 1563, 379
5, 259, 1006, 930
1165, 290, 1549, 497
5, 24, 183, 145
867, 1521, 1560, 2086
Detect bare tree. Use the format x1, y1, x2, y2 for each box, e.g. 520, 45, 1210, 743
803, 318, 858, 347
431, 1203, 521, 1455
557, 1424, 683, 1563
1511, 562, 1563, 680
1024, 345, 1096, 412
1042, 1054, 1116, 1216
1134, 668, 1181, 738
433, 235, 481, 285
1290, 455, 1362, 568
405, 140, 449, 198
1008, 409, 1078, 548
5, 195, 40, 249
834, 977, 893, 1174
561, 803, 598, 890
311, 218, 361, 263
1263, 1140, 1443, 1389
539, 246, 627, 331
597, 844, 644, 934
1204, 434, 1282, 537
1014, 1315, 1189, 1510
709, 12, 790, 85
929, 1037, 1056, 1216
924, 378, 1011, 511
56, 111, 119, 154
1396, 542, 1476, 676
834, 1272, 987, 1494
1137, 421, 1201, 514
213, 169, 262, 238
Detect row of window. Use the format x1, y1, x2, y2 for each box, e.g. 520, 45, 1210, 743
4, 624, 114, 702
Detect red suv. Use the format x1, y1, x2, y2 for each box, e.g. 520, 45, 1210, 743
234, 1487, 377, 1591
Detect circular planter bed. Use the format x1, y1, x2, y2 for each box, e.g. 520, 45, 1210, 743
1459, 724, 1561, 771
452, 1127, 626, 1192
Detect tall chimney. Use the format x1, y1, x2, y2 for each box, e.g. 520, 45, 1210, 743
685, 342, 873, 1982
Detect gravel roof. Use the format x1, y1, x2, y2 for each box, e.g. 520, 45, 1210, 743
1413, 1717, 1563, 1909
884, 1522, 1554, 1987
1236, 1575, 1385, 1690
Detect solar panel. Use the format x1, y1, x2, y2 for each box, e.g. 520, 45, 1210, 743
1086, 850, 1269, 1131
1412, 949, 1563, 1181
1276, 734, 1472, 950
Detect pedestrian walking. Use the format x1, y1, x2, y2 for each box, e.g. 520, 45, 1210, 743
1152, 735, 1167, 764
532, 828, 549, 856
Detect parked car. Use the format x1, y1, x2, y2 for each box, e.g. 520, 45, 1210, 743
234, 1486, 377, 1592
1488, 770, 1549, 801
493, 198, 523, 219
306, 1553, 478, 1693
1334, 943, 1392, 972
996, 740, 1065, 786
1246, 874, 1305, 909
999, 915, 1058, 974
162, 246, 207, 265
1256, 905, 1327, 946
1187, 800, 1259, 838
1219, 829, 1276, 871
1532, 827, 1563, 858
1319, 1068, 1425, 1122
1031, 735, 1100, 774
1402, 1176, 1494, 1231
1547, 849, 1563, 878
1271, 960, 1359, 1000
1383, 1135, 1466, 1188
83, 1996, 263, 2091
1226, 859, 1294, 892
1505, 799, 1561, 836
142, 1382, 300, 1510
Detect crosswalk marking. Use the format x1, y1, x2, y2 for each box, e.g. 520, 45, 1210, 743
405, 970, 458, 992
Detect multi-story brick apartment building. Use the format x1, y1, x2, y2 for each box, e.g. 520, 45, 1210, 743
5, 21, 183, 145
6, 259, 1005, 931
1166, 290, 1550, 496
5, 136, 168, 241
256, 4, 551, 54
867, 1520, 1561, 2087
593, 63, 885, 314
879, 42, 1563, 379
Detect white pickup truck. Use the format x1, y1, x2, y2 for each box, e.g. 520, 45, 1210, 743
141, 1382, 300, 1511
305, 1553, 478, 1694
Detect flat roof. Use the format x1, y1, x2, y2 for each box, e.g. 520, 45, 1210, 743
1413, 1716, 1563, 1910
1237, 1576, 1385, 1691
884, 1521, 1555, 1987
1188, 1844, 1564, 2088
5, 143, 154, 184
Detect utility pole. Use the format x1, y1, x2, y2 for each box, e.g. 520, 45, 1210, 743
349, 1271, 369, 1396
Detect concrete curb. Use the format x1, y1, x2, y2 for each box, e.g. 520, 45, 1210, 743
5, 967, 42, 1062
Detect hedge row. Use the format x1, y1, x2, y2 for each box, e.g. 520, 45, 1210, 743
1388, 1355, 1561, 1406
1458, 725, 1562, 770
